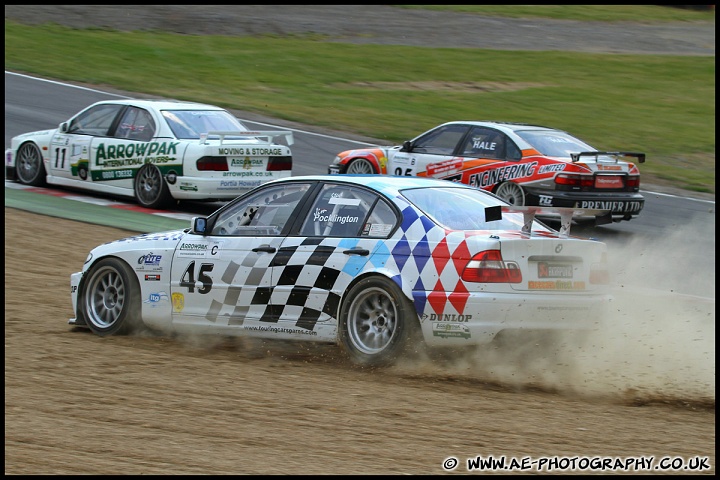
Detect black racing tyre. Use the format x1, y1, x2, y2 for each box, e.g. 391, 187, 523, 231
346, 158, 377, 174
339, 275, 423, 367
80, 258, 141, 336
134, 164, 172, 209
495, 181, 525, 206
15, 142, 47, 186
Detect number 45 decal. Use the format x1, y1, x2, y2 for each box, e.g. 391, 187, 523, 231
180, 261, 214, 294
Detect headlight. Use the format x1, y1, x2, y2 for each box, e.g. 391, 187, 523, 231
332, 156, 341, 164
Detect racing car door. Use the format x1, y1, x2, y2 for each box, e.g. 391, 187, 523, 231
169, 182, 313, 331
47, 102, 125, 181
390, 123, 471, 178
271, 183, 399, 338
85, 106, 157, 187
444, 125, 523, 189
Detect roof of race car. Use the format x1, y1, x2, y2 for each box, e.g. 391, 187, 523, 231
89, 98, 227, 112
268, 174, 475, 198
439, 120, 563, 135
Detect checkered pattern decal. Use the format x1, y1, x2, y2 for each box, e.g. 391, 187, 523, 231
198, 191, 485, 334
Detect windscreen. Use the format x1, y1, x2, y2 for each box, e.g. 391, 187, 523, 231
515, 130, 596, 157
402, 187, 552, 232
162, 109, 248, 139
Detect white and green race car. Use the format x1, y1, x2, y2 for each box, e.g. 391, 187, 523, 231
5, 99, 293, 209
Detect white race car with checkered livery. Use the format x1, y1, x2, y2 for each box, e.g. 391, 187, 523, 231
5, 99, 293, 209
69, 175, 612, 367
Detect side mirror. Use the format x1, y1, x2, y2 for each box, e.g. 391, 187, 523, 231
58, 122, 68, 133
192, 216, 208, 234
401, 140, 413, 152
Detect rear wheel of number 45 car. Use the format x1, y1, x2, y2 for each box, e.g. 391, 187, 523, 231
134, 164, 173, 209
339, 276, 424, 367
15, 143, 47, 186
80, 258, 142, 336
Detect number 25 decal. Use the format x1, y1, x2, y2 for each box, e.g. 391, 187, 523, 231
180, 261, 214, 294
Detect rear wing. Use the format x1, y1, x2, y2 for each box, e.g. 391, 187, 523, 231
485, 205, 612, 238
570, 151, 645, 164
199, 130, 294, 146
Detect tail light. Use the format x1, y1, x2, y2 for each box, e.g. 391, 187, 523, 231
268, 156, 292, 171
196, 156, 228, 171
461, 250, 522, 283
626, 175, 640, 190
554, 173, 594, 190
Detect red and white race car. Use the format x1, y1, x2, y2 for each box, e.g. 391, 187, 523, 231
329, 121, 646, 223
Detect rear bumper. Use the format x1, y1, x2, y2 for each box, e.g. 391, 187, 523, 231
328, 164, 345, 175
419, 291, 612, 347
167, 172, 291, 200
524, 188, 644, 220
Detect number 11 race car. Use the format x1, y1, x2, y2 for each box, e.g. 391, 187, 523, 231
329, 121, 646, 223
6, 99, 294, 209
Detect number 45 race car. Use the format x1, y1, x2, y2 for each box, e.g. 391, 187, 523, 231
329, 121, 646, 223
5, 99, 294, 209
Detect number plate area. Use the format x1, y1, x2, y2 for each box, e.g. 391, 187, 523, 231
537, 262, 573, 278
594, 175, 624, 189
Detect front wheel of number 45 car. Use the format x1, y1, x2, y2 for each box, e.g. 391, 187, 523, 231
339, 276, 423, 368
15, 143, 47, 186
80, 258, 141, 336
134, 164, 173, 209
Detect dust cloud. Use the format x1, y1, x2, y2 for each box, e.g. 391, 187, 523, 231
393, 213, 715, 406
136, 212, 717, 407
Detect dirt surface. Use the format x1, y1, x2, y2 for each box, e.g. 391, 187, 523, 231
3, 207, 716, 475
4, 6, 716, 475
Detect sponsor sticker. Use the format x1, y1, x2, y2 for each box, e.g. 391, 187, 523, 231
177, 242, 210, 258
144, 292, 169, 307
137, 252, 163, 271
172, 293, 185, 313
432, 323, 471, 339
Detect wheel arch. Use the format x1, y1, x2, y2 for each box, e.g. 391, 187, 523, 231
78, 255, 145, 336
81, 252, 176, 329
336, 270, 419, 321
12, 140, 48, 183
347, 154, 381, 174
79, 254, 138, 296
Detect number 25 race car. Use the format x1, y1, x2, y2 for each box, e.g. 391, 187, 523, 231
6, 99, 294, 209
329, 121, 646, 223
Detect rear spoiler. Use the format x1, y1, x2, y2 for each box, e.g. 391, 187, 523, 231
570, 151, 645, 164
484, 205, 612, 238
199, 130, 294, 146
